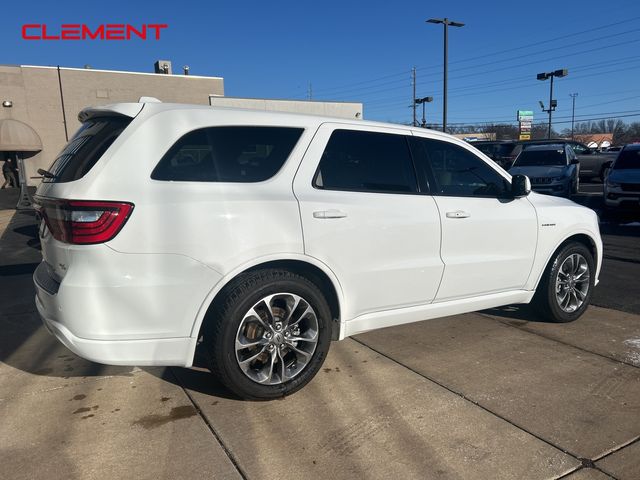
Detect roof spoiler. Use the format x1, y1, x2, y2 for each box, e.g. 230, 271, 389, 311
78, 103, 145, 122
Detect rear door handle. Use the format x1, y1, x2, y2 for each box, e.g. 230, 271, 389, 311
446, 210, 470, 219
313, 209, 347, 219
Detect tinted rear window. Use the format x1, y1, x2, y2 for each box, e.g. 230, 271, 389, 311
151, 126, 304, 182
45, 117, 131, 183
613, 148, 640, 170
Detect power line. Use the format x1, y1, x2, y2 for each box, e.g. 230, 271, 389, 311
309, 16, 640, 97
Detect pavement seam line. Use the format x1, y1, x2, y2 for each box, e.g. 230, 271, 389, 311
168, 367, 249, 480
477, 312, 640, 370
592, 434, 640, 464
556, 465, 619, 480
351, 336, 586, 465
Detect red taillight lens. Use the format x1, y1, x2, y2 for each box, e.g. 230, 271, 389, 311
35, 197, 134, 245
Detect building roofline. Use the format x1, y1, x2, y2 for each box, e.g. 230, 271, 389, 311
10, 64, 223, 81
211, 95, 361, 105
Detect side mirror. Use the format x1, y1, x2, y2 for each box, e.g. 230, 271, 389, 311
570, 158, 580, 165
511, 174, 531, 198
602, 160, 613, 178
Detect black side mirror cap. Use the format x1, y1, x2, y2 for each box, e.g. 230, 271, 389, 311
570, 158, 580, 165
511, 174, 531, 198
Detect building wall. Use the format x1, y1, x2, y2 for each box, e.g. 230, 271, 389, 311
0, 65, 224, 184
209, 96, 363, 120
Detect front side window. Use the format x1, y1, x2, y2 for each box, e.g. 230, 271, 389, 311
412, 137, 510, 197
313, 129, 417, 194
152, 126, 303, 182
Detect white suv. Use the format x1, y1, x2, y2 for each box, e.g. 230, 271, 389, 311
34, 102, 602, 399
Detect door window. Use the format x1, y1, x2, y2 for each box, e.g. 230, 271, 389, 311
411, 138, 510, 197
313, 129, 418, 194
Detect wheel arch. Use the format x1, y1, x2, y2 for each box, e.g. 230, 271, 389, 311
188, 255, 345, 361
531, 232, 599, 291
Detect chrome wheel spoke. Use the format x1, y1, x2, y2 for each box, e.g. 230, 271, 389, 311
574, 288, 587, 301
244, 307, 271, 332
259, 348, 278, 384
235, 292, 319, 386
283, 295, 302, 328
286, 343, 313, 360
235, 337, 268, 351
555, 253, 590, 313
238, 346, 268, 368
288, 305, 315, 330
277, 349, 288, 382
288, 332, 318, 343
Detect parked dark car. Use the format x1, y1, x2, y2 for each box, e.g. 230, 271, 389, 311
470, 140, 518, 169
509, 144, 579, 197
603, 144, 640, 210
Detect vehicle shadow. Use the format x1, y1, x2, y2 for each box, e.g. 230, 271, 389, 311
0, 205, 134, 384
481, 304, 548, 323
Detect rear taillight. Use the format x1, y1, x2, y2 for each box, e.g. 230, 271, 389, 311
35, 197, 134, 245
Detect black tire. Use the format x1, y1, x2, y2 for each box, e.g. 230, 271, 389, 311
532, 242, 595, 323
599, 167, 607, 183
203, 269, 332, 400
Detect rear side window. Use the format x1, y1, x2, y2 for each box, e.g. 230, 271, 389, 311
46, 117, 131, 183
151, 126, 303, 182
313, 129, 417, 194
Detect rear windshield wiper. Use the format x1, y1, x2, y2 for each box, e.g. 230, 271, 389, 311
37, 168, 56, 179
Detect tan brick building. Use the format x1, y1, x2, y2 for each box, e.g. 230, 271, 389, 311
0, 64, 224, 184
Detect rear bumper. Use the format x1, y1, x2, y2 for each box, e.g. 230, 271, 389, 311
36, 293, 195, 366
32, 246, 222, 366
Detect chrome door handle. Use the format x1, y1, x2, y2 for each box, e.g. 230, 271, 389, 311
313, 209, 347, 219
446, 210, 470, 219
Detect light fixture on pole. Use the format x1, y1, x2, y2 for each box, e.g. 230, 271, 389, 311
536, 68, 568, 139
414, 96, 434, 128
426, 18, 464, 133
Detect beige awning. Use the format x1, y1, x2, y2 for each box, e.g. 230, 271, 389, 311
0, 118, 42, 152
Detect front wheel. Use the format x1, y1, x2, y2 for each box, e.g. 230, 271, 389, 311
533, 242, 595, 323
204, 269, 332, 400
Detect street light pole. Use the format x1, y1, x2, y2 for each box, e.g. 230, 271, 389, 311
414, 96, 433, 128
536, 68, 568, 139
548, 74, 554, 139
570, 93, 578, 140
427, 18, 464, 134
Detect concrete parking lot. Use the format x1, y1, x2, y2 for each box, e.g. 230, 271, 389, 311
1, 187, 639, 480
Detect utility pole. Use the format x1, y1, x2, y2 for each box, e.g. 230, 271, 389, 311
427, 18, 464, 133
570, 93, 578, 140
307, 82, 313, 100
412, 67, 417, 127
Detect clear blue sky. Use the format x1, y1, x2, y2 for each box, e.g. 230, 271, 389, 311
3, 0, 640, 129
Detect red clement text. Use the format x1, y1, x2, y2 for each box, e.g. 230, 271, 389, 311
22, 24, 168, 40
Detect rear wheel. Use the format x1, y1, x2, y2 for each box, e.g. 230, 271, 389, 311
204, 269, 332, 400
533, 242, 594, 323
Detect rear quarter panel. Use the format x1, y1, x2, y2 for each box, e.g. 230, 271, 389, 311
76, 109, 321, 275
